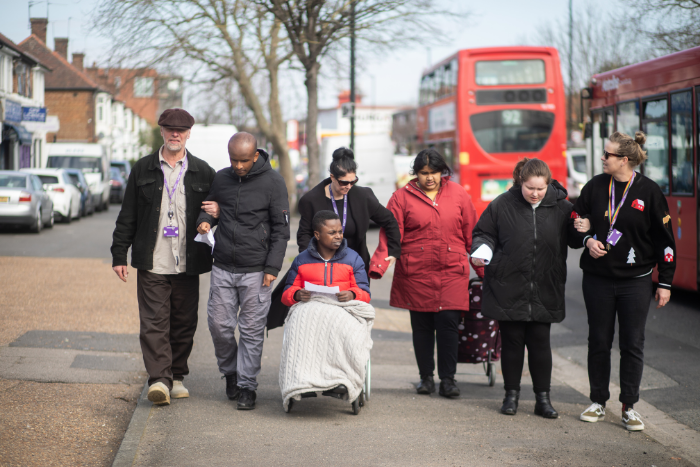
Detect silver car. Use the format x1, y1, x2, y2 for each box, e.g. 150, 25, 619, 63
0, 171, 54, 233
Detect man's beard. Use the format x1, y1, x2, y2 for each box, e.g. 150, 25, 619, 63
165, 141, 183, 152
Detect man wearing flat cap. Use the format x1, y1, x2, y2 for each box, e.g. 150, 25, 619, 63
111, 108, 217, 406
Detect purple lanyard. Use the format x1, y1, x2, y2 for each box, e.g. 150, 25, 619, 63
608, 171, 635, 234
329, 185, 347, 233
161, 158, 187, 221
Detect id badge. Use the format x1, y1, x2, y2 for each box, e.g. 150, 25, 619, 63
164, 226, 179, 237
606, 229, 622, 246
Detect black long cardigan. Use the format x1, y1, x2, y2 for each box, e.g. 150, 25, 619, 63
267, 178, 401, 330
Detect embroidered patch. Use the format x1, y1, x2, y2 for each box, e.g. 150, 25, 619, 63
664, 247, 674, 263
604, 210, 609, 218
663, 214, 671, 225
570, 211, 580, 219
627, 248, 636, 265
631, 199, 645, 211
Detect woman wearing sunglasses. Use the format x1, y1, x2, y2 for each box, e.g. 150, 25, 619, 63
369, 149, 483, 398
574, 131, 676, 432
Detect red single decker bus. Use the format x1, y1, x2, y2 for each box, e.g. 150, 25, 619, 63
584, 46, 700, 291
416, 46, 568, 216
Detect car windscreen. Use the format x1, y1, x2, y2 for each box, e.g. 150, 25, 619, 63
110, 167, 122, 178
38, 175, 60, 184
475, 60, 546, 86
470, 110, 554, 153
572, 155, 586, 174
47, 156, 102, 173
0, 175, 27, 188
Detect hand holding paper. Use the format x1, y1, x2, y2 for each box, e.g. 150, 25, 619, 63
194, 229, 216, 253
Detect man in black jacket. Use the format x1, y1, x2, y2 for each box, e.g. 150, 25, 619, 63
197, 132, 290, 410
111, 108, 216, 406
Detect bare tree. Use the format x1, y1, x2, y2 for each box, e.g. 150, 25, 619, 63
254, 0, 460, 188
91, 0, 297, 205
623, 0, 700, 53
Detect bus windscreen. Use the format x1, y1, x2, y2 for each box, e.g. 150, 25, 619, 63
470, 110, 554, 153
47, 156, 102, 173
475, 60, 545, 86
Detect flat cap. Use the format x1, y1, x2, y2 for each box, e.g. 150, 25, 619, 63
158, 108, 195, 129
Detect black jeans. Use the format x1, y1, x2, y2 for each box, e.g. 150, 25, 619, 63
582, 272, 653, 405
409, 310, 461, 380
499, 321, 552, 393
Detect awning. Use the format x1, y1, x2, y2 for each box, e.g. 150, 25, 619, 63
2, 123, 33, 145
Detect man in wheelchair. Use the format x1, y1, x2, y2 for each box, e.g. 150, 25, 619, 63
279, 210, 374, 412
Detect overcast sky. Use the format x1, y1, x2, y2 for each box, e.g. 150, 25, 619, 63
3, 0, 619, 113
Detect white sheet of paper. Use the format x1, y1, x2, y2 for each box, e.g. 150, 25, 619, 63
304, 282, 340, 294
471, 244, 493, 265
194, 230, 215, 253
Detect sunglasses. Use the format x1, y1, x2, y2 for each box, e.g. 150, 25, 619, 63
336, 177, 359, 187
604, 150, 626, 160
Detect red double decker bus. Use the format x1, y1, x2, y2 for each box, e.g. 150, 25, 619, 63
584, 46, 700, 291
416, 46, 568, 215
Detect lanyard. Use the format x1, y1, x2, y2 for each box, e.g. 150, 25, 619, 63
329, 185, 347, 233
161, 158, 187, 224
608, 171, 635, 233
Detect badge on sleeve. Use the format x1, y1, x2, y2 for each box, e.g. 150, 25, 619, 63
664, 247, 674, 262
631, 199, 645, 211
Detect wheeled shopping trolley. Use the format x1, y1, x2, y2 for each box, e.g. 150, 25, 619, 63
285, 358, 371, 415
456, 278, 501, 386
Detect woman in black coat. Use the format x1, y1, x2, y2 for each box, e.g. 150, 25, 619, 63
471, 158, 587, 418
266, 148, 401, 329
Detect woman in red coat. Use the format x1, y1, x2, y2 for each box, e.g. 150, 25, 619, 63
370, 149, 484, 398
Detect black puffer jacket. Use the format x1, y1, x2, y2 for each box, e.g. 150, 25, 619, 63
197, 149, 290, 276
470, 181, 584, 323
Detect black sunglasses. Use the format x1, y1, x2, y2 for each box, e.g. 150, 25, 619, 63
336, 177, 359, 187
604, 150, 626, 160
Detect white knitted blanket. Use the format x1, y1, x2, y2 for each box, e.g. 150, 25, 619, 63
279, 295, 374, 410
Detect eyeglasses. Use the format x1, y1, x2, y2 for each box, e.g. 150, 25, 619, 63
604, 150, 625, 160
336, 177, 359, 187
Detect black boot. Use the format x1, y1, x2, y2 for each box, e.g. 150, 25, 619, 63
501, 390, 520, 415
224, 373, 240, 401
439, 377, 460, 398
534, 392, 559, 419
237, 388, 256, 410
322, 384, 348, 399
416, 376, 435, 395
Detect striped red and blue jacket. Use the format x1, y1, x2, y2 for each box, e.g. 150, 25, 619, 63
282, 238, 371, 306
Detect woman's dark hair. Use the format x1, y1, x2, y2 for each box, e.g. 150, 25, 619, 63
312, 210, 340, 233
512, 157, 552, 186
329, 147, 358, 178
410, 148, 453, 177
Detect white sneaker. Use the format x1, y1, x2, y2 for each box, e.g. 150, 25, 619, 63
170, 380, 190, 399
622, 407, 645, 431
580, 402, 605, 422
147, 382, 171, 405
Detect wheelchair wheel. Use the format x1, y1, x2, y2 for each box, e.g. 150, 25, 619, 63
285, 398, 294, 413
352, 392, 364, 415
488, 364, 496, 387
364, 358, 371, 402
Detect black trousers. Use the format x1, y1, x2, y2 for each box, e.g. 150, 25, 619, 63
137, 270, 199, 389
499, 321, 552, 393
582, 272, 653, 405
409, 310, 461, 380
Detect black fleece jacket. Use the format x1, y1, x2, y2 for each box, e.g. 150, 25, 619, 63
197, 149, 290, 276
573, 172, 676, 289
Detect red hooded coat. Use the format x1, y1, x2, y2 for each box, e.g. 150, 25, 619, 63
370, 178, 484, 312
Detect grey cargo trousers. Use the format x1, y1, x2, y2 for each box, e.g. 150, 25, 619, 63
207, 266, 272, 390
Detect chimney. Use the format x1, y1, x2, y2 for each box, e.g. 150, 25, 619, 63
54, 38, 68, 59
72, 53, 85, 71
30, 18, 48, 44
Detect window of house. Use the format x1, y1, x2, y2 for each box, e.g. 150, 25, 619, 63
642, 98, 669, 194
115, 76, 121, 89
133, 77, 154, 97
670, 91, 693, 195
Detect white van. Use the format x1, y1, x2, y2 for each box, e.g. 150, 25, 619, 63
566, 147, 589, 201
320, 134, 396, 208
46, 143, 111, 211
186, 124, 238, 172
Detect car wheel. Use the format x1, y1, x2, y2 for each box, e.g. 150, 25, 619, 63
45, 210, 55, 229
30, 209, 42, 233
64, 206, 72, 224
103, 199, 109, 211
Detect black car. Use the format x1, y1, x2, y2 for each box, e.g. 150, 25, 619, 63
64, 168, 94, 216
110, 167, 127, 203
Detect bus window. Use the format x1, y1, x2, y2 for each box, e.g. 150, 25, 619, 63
671, 91, 693, 195
617, 101, 640, 137
475, 60, 545, 86
642, 98, 669, 194
470, 109, 554, 153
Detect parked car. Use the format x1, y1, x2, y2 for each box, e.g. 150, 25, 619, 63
110, 160, 131, 181
0, 170, 54, 233
109, 167, 127, 203
566, 147, 589, 201
46, 143, 110, 212
22, 168, 82, 223
64, 168, 94, 216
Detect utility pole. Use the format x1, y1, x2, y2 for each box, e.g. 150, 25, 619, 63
349, 0, 356, 151
568, 0, 574, 143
